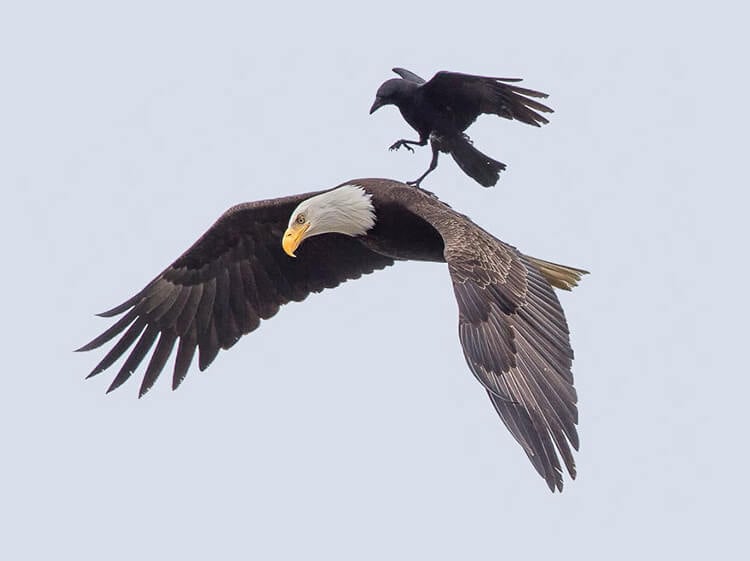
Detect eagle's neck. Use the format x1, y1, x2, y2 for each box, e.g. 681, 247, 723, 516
301, 184, 376, 238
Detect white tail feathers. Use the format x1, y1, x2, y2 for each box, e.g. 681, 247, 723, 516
527, 257, 589, 291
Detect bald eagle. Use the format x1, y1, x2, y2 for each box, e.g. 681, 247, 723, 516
79, 178, 587, 492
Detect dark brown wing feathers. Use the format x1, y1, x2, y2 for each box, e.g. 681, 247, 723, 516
441, 222, 579, 492
78, 193, 394, 397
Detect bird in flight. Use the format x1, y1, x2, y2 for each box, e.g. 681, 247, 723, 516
370, 68, 553, 188
78, 178, 587, 491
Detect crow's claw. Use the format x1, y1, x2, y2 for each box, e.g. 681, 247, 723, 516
405, 180, 437, 197
389, 140, 414, 152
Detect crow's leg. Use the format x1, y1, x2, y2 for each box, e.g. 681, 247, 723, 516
407, 141, 440, 188
388, 138, 427, 152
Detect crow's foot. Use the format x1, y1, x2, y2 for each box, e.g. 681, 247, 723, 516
389, 140, 415, 152
405, 180, 437, 198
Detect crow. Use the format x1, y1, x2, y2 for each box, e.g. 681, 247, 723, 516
370, 68, 553, 188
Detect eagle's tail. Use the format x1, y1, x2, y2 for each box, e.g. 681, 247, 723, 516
444, 134, 505, 187
526, 257, 589, 291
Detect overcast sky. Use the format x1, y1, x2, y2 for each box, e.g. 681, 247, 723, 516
1, 1, 747, 559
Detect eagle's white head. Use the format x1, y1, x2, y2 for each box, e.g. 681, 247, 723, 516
282, 184, 376, 257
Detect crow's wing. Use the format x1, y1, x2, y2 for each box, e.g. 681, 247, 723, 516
421, 71, 553, 129
392, 67, 426, 84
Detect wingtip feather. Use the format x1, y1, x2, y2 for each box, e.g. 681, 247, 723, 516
96, 296, 139, 317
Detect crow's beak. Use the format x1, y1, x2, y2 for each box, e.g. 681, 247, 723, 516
369, 97, 385, 114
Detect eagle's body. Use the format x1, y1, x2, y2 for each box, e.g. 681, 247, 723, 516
79, 178, 586, 491
370, 68, 554, 187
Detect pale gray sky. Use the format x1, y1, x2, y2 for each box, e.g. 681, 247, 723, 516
2, 1, 747, 559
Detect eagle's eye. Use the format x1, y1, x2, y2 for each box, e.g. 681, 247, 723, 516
296, 214, 306, 225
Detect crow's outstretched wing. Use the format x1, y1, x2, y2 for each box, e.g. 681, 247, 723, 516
422, 71, 553, 129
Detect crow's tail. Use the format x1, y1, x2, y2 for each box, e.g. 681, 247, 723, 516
444, 134, 505, 187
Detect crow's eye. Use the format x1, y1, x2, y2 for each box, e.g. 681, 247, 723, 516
296, 214, 306, 225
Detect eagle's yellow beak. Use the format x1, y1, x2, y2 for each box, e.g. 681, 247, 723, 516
282, 222, 310, 257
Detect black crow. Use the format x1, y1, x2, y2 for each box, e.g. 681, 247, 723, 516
370, 68, 553, 188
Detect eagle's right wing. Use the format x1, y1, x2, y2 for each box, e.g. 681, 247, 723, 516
78, 191, 394, 396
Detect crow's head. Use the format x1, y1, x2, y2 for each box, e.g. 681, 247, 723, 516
370, 78, 415, 113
